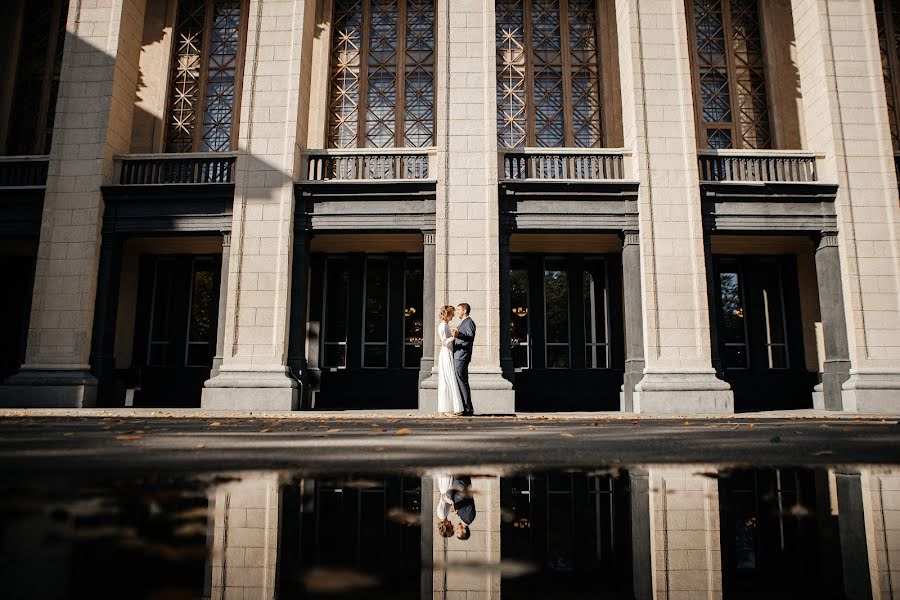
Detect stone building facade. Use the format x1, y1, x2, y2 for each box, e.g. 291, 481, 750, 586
0, 0, 898, 413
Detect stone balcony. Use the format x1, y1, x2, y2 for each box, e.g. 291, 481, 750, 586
101, 153, 236, 234
296, 148, 437, 232
497, 148, 638, 232
697, 149, 837, 233
0, 155, 50, 236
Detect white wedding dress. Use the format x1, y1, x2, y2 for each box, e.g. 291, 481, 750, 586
437, 322, 464, 414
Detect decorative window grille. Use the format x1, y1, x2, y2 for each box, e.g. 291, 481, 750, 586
165, 0, 248, 153
496, 0, 604, 148
328, 0, 436, 148
4, 0, 68, 155
686, 0, 771, 149
876, 0, 900, 152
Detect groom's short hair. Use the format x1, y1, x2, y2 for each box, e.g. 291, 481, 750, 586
457, 302, 471, 315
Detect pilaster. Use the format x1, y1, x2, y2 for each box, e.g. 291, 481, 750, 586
202, 0, 317, 411
791, 0, 900, 412
616, 0, 733, 414
0, 0, 147, 407
420, 0, 513, 414
813, 231, 852, 410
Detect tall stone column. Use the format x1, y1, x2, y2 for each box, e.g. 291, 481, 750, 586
202, 0, 317, 411
648, 466, 723, 598
419, 231, 436, 386
621, 230, 645, 412
208, 473, 281, 600
420, 0, 514, 413
813, 231, 851, 410
211, 232, 231, 379
0, 0, 147, 407
616, 0, 733, 414
791, 0, 900, 412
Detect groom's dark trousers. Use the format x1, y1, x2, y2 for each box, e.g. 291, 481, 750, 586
453, 317, 476, 414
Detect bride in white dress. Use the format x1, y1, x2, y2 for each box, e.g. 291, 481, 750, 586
437, 305, 465, 415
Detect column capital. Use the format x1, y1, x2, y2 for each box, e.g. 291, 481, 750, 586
422, 231, 436, 245
621, 229, 640, 247
817, 230, 839, 251
221, 231, 232, 247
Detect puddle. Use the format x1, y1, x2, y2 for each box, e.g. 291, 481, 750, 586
0, 465, 894, 598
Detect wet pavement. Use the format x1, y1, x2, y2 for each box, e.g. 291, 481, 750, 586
1, 415, 898, 598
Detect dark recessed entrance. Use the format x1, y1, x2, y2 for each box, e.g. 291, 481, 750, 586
1, 255, 36, 380
509, 253, 624, 411
128, 254, 221, 407
712, 255, 816, 411
308, 253, 424, 409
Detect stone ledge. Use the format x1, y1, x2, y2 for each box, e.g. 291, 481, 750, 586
0, 369, 97, 408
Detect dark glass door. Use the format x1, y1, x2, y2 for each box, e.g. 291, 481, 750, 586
713, 256, 815, 410
510, 254, 624, 411
131, 254, 220, 407
501, 473, 632, 598
309, 253, 423, 409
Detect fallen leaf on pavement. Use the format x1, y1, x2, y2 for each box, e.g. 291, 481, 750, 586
260, 428, 273, 433
394, 428, 413, 436
209, 422, 222, 427
527, 425, 537, 431
115, 435, 141, 441
560, 433, 574, 438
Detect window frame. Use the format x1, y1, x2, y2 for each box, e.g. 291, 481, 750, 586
163, 0, 250, 153
685, 0, 774, 150
327, 0, 437, 149
875, 0, 900, 153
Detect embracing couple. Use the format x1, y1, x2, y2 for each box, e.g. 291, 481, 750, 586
436, 302, 475, 417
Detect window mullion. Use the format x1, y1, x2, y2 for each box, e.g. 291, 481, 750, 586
720, 0, 741, 148
358, 0, 371, 148
524, 0, 536, 147
396, 0, 407, 148
194, 0, 215, 152
560, 0, 574, 147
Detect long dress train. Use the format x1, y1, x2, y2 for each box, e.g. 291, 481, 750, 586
437, 322, 464, 414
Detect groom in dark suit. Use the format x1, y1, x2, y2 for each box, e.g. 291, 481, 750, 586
452, 303, 476, 416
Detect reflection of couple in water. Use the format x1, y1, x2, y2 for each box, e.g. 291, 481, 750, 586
436, 475, 475, 541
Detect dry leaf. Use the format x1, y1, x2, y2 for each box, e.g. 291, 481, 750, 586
394, 428, 413, 436
260, 428, 273, 433
527, 425, 537, 431
209, 422, 222, 427
560, 432, 574, 438
115, 435, 141, 441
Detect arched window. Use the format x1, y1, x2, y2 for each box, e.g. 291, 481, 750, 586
686, 0, 771, 149
328, 0, 436, 148
876, 0, 900, 152
496, 0, 604, 149
164, 0, 249, 153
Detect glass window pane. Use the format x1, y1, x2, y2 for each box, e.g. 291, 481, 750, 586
325, 344, 347, 368
364, 258, 389, 344
719, 270, 746, 344
323, 258, 350, 368
188, 260, 215, 343
547, 345, 569, 369
510, 267, 529, 368
404, 257, 424, 368
364, 345, 388, 368
148, 259, 176, 366
544, 261, 569, 344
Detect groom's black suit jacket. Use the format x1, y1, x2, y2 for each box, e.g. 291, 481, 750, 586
449, 476, 476, 525
453, 317, 476, 365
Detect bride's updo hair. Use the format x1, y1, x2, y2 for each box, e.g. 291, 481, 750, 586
439, 305, 455, 322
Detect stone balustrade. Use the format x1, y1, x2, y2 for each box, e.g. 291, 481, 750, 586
0, 156, 50, 188
304, 148, 434, 181
698, 149, 820, 183
113, 152, 237, 185
500, 148, 627, 180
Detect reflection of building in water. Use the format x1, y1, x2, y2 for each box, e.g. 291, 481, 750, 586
500, 473, 632, 597
717, 468, 842, 598
278, 476, 422, 598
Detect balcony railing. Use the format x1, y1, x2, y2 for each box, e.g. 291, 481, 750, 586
501, 148, 627, 180
698, 150, 819, 183
114, 152, 236, 185
0, 155, 49, 188
304, 148, 433, 181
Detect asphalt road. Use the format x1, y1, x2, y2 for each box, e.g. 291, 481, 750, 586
0, 415, 898, 474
